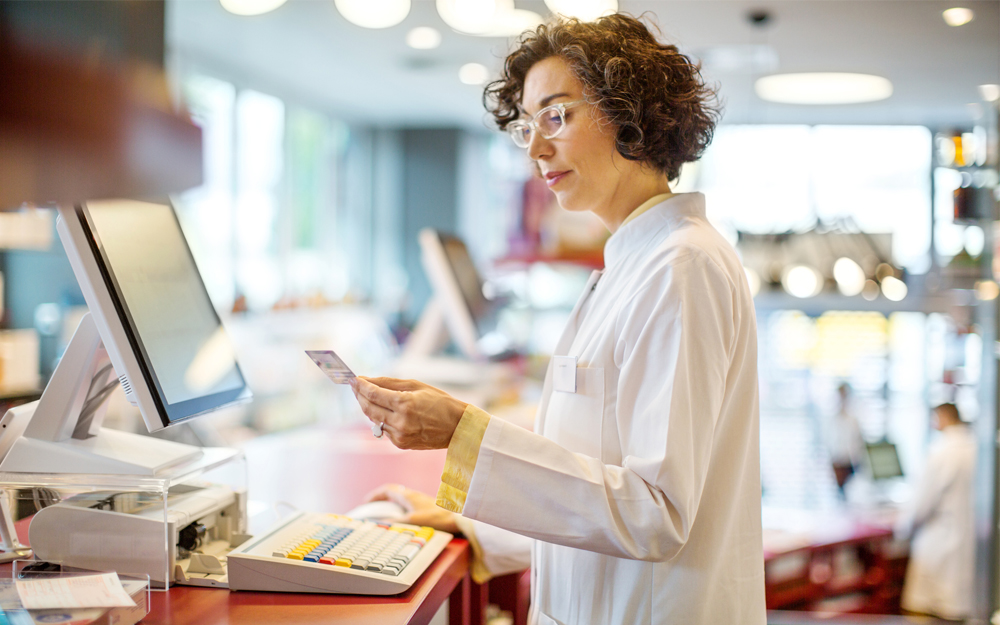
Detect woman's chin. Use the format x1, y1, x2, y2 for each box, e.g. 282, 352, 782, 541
553, 194, 591, 214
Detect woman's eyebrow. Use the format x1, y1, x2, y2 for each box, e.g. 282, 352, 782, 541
521, 92, 571, 116
539, 92, 570, 107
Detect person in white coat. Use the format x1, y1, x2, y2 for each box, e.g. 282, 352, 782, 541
351, 14, 766, 625
896, 403, 976, 620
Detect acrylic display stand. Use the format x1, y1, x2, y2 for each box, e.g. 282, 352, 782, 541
0, 447, 247, 589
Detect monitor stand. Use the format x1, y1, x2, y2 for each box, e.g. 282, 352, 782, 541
0, 313, 202, 476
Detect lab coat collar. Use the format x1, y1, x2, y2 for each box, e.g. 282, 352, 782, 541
603, 192, 707, 271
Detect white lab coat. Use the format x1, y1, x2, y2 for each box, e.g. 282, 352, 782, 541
897, 425, 976, 619
461, 194, 766, 625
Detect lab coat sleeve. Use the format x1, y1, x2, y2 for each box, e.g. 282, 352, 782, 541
455, 516, 533, 583
459, 251, 738, 561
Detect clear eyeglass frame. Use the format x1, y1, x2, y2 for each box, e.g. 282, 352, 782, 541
507, 99, 587, 148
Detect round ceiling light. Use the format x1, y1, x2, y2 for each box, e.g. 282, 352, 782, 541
782, 265, 823, 298
479, 8, 543, 37
335, 0, 411, 29
220, 0, 288, 16
880, 276, 908, 302
942, 7, 974, 26
755, 73, 893, 105
437, 0, 497, 34
407, 26, 442, 49
543, 0, 618, 21
980, 84, 1000, 102
833, 257, 865, 297
459, 62, 490, 85
437, 0, 541, 36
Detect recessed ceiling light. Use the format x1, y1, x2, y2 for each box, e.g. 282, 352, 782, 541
436, 0, 541, 37
335, 0, 410, 29
407, 27, 442, 49
544, 0, 618, 21
437, 0, 497, 34
459, 62, 489, 85
980, 84, 1000, 102
476, 8, 543, 37
755, 73, 892, 105
833, 258, 865, 297
880, 276, 908, 302
782, 265, 823, 298
942, 7, 974, 26
220, 0, 288, 16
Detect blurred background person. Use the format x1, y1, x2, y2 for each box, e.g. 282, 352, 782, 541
826, 382, 865, 497
895, 402, 975, 621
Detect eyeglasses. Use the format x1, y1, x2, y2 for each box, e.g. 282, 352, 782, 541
507, 99, 587, 148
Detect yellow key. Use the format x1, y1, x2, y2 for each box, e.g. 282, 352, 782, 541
287, 553, 305, 560
334, 558, 352, 567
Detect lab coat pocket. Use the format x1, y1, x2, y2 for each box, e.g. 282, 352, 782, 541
542, 366, 604, 457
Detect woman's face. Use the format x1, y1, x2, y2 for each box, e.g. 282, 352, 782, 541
521, 56, 645, 221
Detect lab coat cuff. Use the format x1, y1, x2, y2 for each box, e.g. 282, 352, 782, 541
436, 404, 491, 513
454, 515, 494, 584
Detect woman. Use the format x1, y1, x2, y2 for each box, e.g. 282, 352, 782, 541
352, 14, 765, 624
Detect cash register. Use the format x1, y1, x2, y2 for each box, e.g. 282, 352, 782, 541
0, 199, 450, 593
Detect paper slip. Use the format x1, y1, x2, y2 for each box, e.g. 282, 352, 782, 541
16, 572, 136, 610
305, 350, 356, 384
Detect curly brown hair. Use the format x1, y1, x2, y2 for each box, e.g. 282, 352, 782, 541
484, 14, 720, 181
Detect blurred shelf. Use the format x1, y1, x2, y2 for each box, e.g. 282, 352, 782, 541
495, 250, 604, 270
0, 31, 202, 209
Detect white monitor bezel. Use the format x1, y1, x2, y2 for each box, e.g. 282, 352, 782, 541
58, 200, 250, 433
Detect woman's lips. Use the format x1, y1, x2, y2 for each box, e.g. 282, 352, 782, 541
545, 170, 570, 188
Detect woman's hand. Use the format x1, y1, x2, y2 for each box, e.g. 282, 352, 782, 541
365, 484, 460, 534
350, 376, 468, 450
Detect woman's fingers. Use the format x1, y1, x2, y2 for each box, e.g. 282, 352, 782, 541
354, 387, 397, 426
362, 376, 423, 392
363, 484, 411, 510
353, 377, 404, 411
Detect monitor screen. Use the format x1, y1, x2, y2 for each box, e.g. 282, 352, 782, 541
866, 441, 904, 481
436, 232, 496, 336
77, 199, 247, 426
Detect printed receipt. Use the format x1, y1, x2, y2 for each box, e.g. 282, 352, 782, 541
16, 572, 137, 609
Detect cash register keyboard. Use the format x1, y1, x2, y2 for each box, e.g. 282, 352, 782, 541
225, 511, 453, 595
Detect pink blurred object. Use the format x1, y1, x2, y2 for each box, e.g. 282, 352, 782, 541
243, 424, 447, 514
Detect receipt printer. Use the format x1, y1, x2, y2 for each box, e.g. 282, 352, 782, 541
27, 482, 250, 588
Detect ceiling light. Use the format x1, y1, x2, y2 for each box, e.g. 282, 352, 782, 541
880, 276, 908, 302
976, 280, 1000, 301
477, 8, 543, 37
833, 258, 865, 296
437, 0, 498, 34
980, 84, 1000, 102
782, 265, 822, 298
436, 0, 541, 36
220, 0, 288, 16
407, 26, 442, 49
544, 0, 618, 21
335, 0, 410, 29
459, 62, 489, 85
755, 73, 893, 105
942, 7, 974, 26
861, 280, 879, 301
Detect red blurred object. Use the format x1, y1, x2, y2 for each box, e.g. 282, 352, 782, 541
0, 29, 202, 209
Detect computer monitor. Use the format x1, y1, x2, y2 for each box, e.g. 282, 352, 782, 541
402, 228, 504, 363
866, 441, 904, 481
0, 199, 250, 475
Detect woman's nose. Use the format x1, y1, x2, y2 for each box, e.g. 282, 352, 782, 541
526, 129, 553, 161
